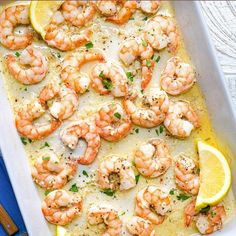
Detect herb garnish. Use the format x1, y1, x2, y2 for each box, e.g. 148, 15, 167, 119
114, 112, 121, 119
69, 183, 78, 192
101, 188, 115, 196
82, 170, 89, 177
40, 142, 50, 149
102, 79, 113, 90
15, 52, 20, 57
85, 42, 94, 49
135, 174, 140, 184
176, 193, 191, 201
126, 72, 134, 82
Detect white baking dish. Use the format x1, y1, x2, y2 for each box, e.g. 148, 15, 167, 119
0, 1, 235, 235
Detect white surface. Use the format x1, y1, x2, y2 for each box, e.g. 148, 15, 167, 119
201, 1, 236, 108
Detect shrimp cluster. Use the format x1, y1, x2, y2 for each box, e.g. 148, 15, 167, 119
97, 155, 136, 191
45, 11, 92, 51
126, 216, 155, 236
175, 155, 199, 195
39, 83, 79, 120
0, 5, 33, 50
42, 189, 82, 225
1, 1, 227, 235
134, 138, 172, 178
6, 46, 48, 85
135, 185, 171, 225
90, 62, 128, 97
60, 120, 101, 165
32, 153, 77, 190
160, 57, 196, 95
119, 37, 154, 89
184, 200, 226, 235
61, 49, 105, 93
164, 101, 200, 138
87, 205, 122, 236
95, 103, 132, 141
15, 101, 61, 140
143, 15, 179, 53
123, 88, 169, 128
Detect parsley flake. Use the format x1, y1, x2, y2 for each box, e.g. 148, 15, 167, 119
85, 42, 93, 49
135, 174, 140, 184
82, 170, 89, 177
69, 183, 78, 192
143, 16, 148, 21
101, 189, 115, 196
114, 112, 121, 119
176, 193, 191, 202
155, 55, 161, 63
126, 72, 134, 82
42, 156, 50, 161
146, 59, 152, 68
102, 79, 113, 90
15, 52, 20, 57
40, 142, 50, 149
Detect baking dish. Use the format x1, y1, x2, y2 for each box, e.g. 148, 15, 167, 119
0, 1, 235, 235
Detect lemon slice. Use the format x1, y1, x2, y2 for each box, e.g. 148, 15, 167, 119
196, 141, 231, 210
30, 0, 64, 38
56, 226, 71, 236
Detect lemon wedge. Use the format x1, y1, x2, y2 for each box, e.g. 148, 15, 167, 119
196, 141, 231, 211
30, 0, 64, 38
56, 226, 71, 236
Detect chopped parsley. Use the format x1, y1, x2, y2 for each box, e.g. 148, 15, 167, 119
146, 59, 151, 68
56, 52, 61, 58
159, 125, 164, 134
119, 211, 126, 216
142, 16, 148, 21
129, 17, 135, 20
99, 71, 105, 78
42, 156, 50, 161
69, 183, 78, 192
40, 142, 50, 149
142, 40, 148, 47
82, 170, 89, 177
176, 193, 191, 202
44, 190, 51, 196
169, 188, 176, 195
85, 42, 93, 49
20, 137, 32, 145
126, 72, 134, 82
15, 52, 20, 57
155, 125, 165, 136
200, 205, 211, 213
135, 174, 140, 184
114, 112, 121, 119
155, 129, 159, 136
155, 55, 161, 63
134, 128, 139, 134
101, 188, 115, 197
102, 79, 113, 90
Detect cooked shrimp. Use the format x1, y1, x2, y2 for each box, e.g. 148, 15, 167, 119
6, 46, 48, 85
97, 155, 136, 191
90, 63, 128, 97
107, 1, 138, 25
42, 190, 82, 225
96, 0, 118, 17
32, 153, 77, 190
95, 103, 132, 141
184, 200, 226, 235
119, 37, 154, 89
39, 83, 79, 120
164, 101, 200, 138
60, 120, 101, 165
61, 1, 96, 27
15, 101, 60, 140
175, 155, 199, 195
87, 205, 122, 236
135, 185, 171, 225
143, 15, 178, 53
61, 49, 105, 93
160, 57, 196, 95
45, 11, 92, 51
140, 1, 161, 14
0, 5, 33, 50
123, 89, 169, 128
126, 216, 155, 236
134, 138, 172, 178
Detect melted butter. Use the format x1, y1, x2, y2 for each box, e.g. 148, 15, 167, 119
0, 1, 235, 236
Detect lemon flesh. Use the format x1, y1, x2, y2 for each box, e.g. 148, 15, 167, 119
30, 0, 64, 38
196, 141, 231, 211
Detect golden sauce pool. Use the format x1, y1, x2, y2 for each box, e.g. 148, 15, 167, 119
0, 1, 235, 236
